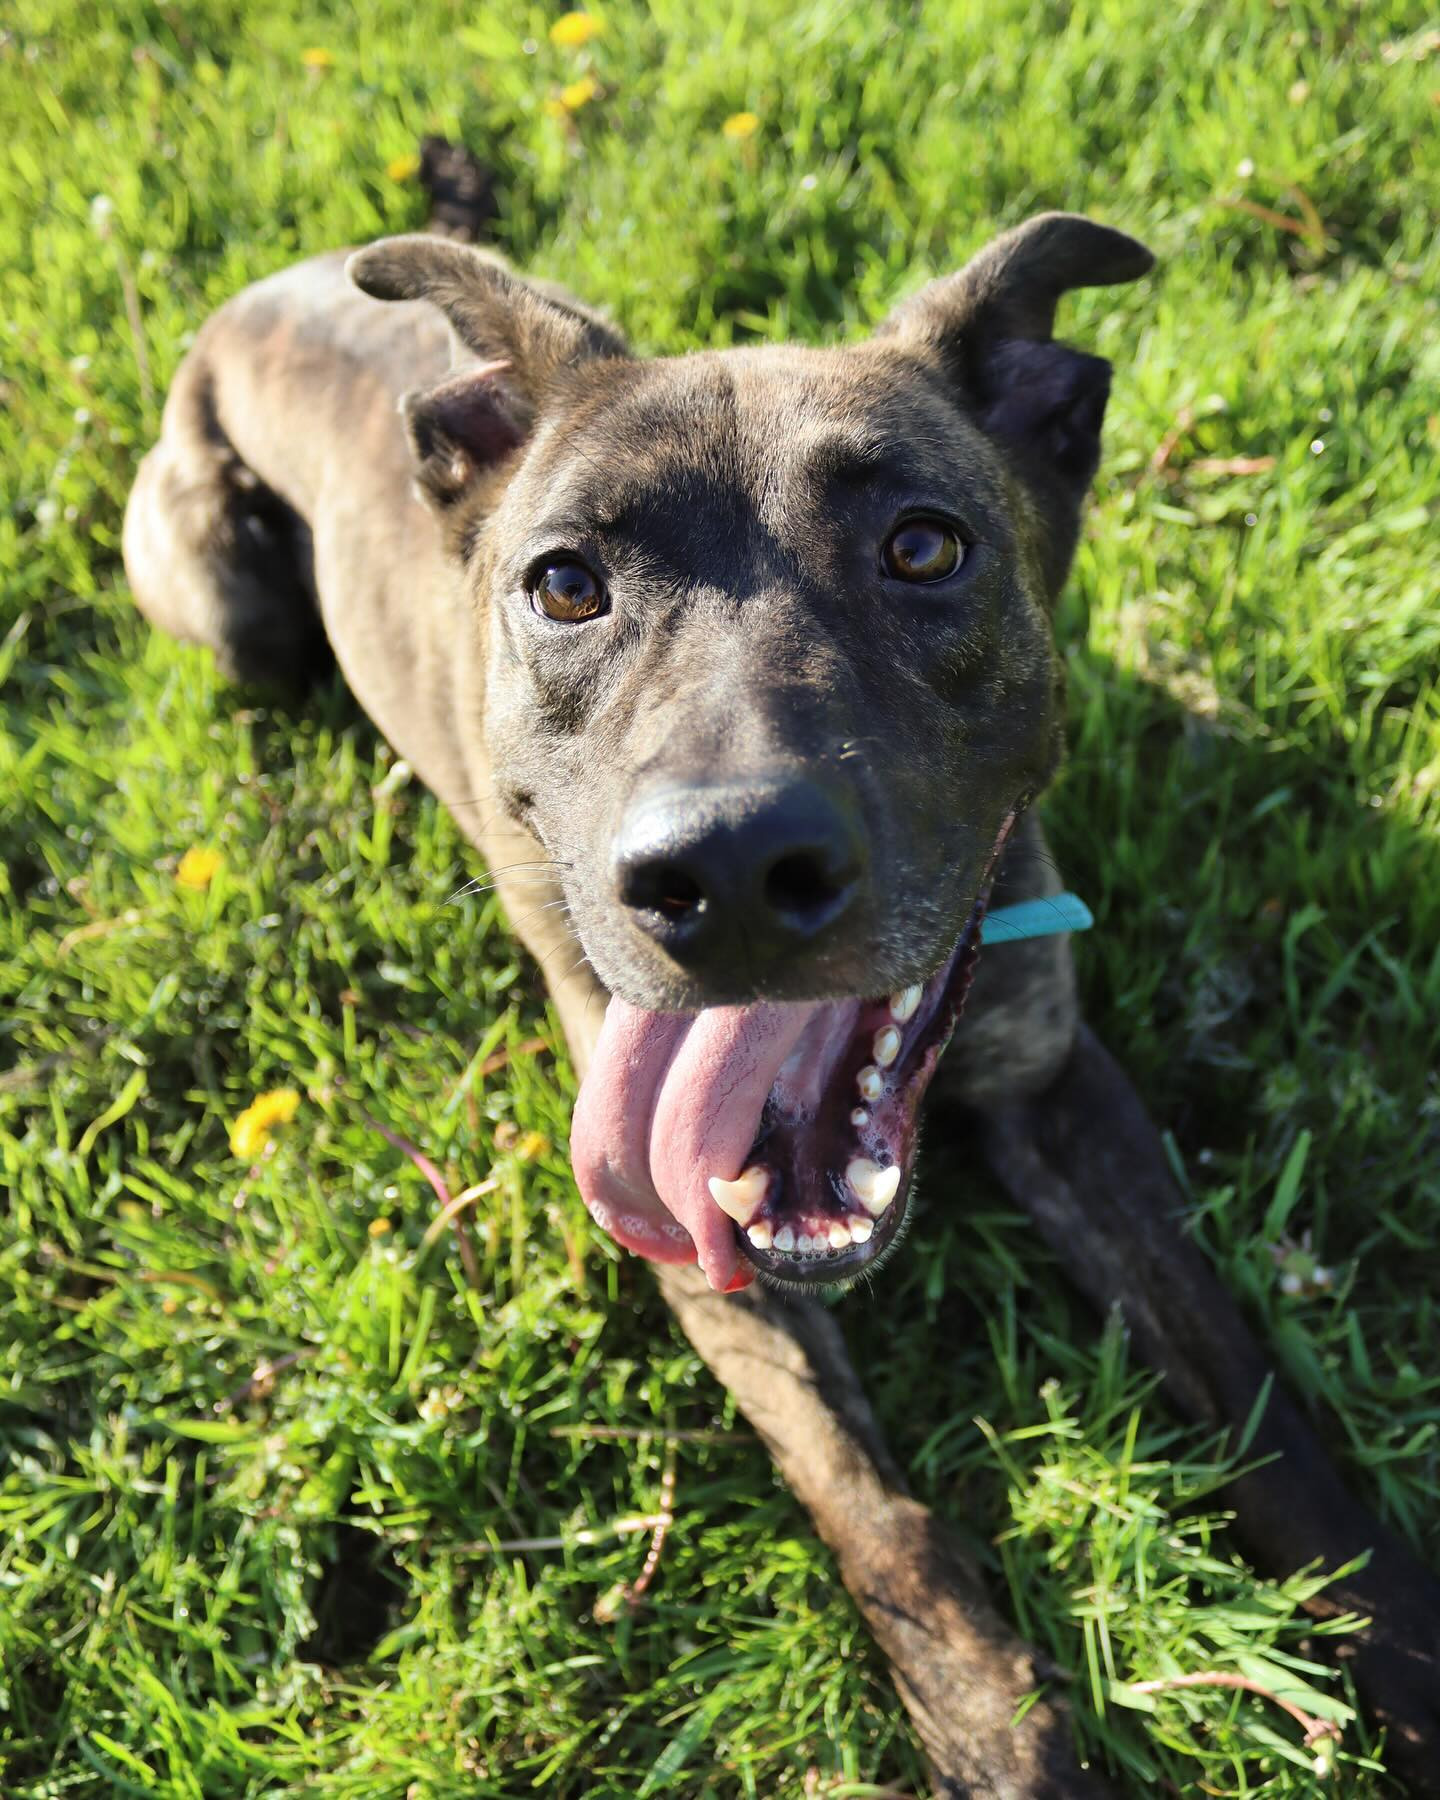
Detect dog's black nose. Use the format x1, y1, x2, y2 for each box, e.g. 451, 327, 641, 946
614, 778, 866, 973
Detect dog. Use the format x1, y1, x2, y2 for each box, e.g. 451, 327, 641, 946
123, 209, 1440, 1791
123, 212, 1142, 1293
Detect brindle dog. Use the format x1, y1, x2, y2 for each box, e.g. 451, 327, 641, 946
123, 209, 1440, 1795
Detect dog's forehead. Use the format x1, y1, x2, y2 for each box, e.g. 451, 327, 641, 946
531, 341, 999, 527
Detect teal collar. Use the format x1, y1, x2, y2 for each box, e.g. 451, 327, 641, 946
980, 892, 1093, 945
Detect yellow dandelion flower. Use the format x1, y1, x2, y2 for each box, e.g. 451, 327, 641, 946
516, 1130, 550, 1162
558, 74, 599, 111
229, 1087, 301, 1158
549, 11, 602, 48
176, 846, 223, 889
386, 152, 420, 183
300, 46, 334, 70
368, 1216, 393, 1238
722, 111, 760, 140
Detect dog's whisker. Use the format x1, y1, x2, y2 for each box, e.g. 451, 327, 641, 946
505, 897, 576, 935
448, 872, 559, 904
450, 861, 563, 886
547, 951, 598, 1000
444, 857, 572, 906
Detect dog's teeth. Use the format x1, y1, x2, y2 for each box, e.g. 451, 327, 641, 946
746, 1220, 772, 1250
846, 1158, 901, 1216
850, 1106, 870, 1128
856, 1065, 884, 1101
848, 1215, 874, 1244
872, 1025, 901, 1068
890, 985, 923, 1023
827, 1221, 852, 1249
773, 1225, 796, 1252
707, 1165, 770, 1226
870, 1168, 901, 1212
797, 1232, 815, 1253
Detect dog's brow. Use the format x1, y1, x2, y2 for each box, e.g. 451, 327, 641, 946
799, 435, 895, 488
516, 517, 597, 552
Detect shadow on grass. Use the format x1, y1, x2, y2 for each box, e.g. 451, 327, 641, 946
858, 643, 1440, 1564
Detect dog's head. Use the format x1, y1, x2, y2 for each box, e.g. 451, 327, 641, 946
350, 217, 1152, 1291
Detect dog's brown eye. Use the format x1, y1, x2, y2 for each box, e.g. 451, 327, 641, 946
882, 519, 964, 583
533, 560, 606, 622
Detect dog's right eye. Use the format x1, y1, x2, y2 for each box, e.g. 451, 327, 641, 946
532, 559, 607, 622
881, 517, 965, 583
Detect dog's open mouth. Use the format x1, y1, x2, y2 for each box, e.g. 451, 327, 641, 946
570, 814, 1017, 1292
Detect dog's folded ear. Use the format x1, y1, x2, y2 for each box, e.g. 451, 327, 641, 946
392, 360, 527, 511
877, 213, 1153, 495
348, 235, 627, 383
347, 235, 627, 519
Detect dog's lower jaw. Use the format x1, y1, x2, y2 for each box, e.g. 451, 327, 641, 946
729, 877, 993, 1286
571, 810, 1019, 1291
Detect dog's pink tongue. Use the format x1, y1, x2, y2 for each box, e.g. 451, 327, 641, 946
570, 996, 817, 1291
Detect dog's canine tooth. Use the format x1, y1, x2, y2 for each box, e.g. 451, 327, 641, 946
846, 1157, 901, 1216
872, 1025, 901, 1068
850, 1106, 870, 1128
772, 1224, 796, 1252
827, 1220, 853, 1249
856, 1064, 884, 1101
746, 1220, 773, 1250
707, 1165, 770, 1226
848, 1215, 874, 1244
890, 985, 923, 1023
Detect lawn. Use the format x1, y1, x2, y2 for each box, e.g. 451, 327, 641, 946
2, 1, 1438, 1793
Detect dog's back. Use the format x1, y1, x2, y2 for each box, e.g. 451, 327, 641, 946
123, 252, 491, 802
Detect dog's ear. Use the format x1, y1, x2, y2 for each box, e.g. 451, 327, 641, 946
347, 235, 627, 516
878, 213, 1153, 494
393, 360, 526, 511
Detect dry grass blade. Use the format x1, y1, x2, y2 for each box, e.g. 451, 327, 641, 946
362, 1110, 483, 1289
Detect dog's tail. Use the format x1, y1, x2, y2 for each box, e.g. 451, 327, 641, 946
417, 136, 497, 243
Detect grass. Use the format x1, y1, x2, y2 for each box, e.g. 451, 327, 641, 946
1, 0, 1437, 1792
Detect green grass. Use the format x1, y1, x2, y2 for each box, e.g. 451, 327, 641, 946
2, 0, 1437, 1792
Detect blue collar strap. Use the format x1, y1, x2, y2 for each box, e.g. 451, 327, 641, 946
981, 892, 1093, 944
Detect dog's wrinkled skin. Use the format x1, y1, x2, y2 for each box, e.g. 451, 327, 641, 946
125, 217, 1440, 1793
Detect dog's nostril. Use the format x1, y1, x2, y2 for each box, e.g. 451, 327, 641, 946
655, 867, 704, 919
764, 849, 846, 920
615, 780, 865, 961
623, 859, 706, 921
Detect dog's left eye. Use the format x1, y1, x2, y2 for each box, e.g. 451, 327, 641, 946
882, 518, 964, 583
532, 559, 607, 622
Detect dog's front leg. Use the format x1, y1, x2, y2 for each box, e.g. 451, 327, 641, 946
978, 1024, 1440, 1791
657, 1264, 1115, 1799
534, 1000, 1111, 1792
489, 835, 1112, 1795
